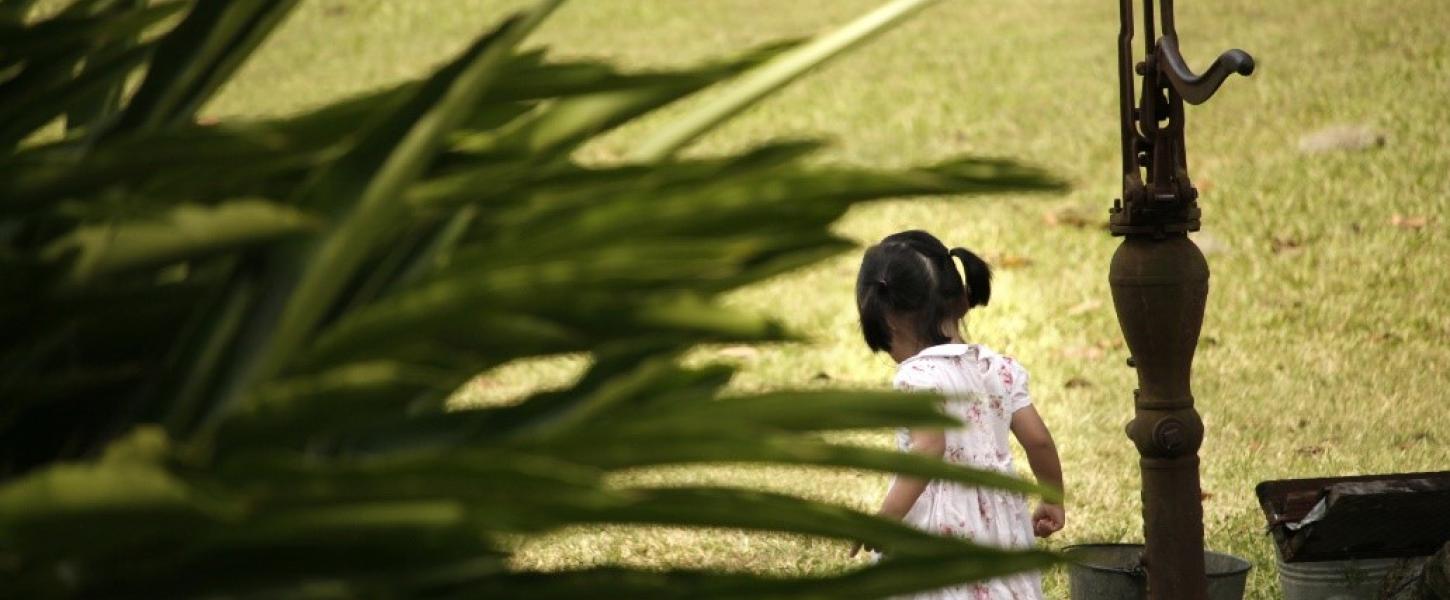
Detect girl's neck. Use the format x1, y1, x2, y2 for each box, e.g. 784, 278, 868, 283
890, 322, 966, 363
942, 320, 966, 345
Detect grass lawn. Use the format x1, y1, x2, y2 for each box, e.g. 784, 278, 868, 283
212, 1, 1450, 597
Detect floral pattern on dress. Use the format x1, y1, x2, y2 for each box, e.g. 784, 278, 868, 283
888, 343, 1041, 600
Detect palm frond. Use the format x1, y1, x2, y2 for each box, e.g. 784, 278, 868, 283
0, 1, 1070, 597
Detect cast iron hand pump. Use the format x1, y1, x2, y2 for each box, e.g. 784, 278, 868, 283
1107, 0, 1252, 598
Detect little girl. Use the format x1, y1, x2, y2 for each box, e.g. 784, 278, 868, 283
850, 230, 1065, 599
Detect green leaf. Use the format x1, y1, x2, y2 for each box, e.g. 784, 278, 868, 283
0, 1, 182, 68
0, 0, 38, 24
0, 40, 155, 149
209, 449, 608, 509
1, 122, 336, 214
296, 290, 788, 374
21, 501, 507, 599
214, 2, 565, 422
215, 360, 458, 445
95, 521, 504, 600
157, 265, 261, 436
613, 389, 963, 433
520, 358, 735, 439
532, 433, 1061, 502
486, 81, 703, 158
481, 156, 1061, 262
199, 450, 632, 537
442, 550, 1059, 600
0, 47, 88, 149
325, 352, 709, 447
632, 0, 944, 160
487, 39, 799, 105
110, 0, 301, 133
65, 0, 152, 135
580, 486, 975, 557
475, 141, 829, 233
40, 199, 321, 288
481, 41, 799, 160
0, 429, 224, 559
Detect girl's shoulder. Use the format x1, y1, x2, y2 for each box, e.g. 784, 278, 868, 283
970, 345, 1032, 409
963, 343, 1024, 369
900, 343, 1028, 385
895, 344, 1034, 411
893, 344, 964, 391
893, 343, 1026, 390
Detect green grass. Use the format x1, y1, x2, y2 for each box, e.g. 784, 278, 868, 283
211, 1, 1450, 597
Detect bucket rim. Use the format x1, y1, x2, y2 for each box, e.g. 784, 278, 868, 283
1062, 543, 1253, 577
1062, 543, 1146, 576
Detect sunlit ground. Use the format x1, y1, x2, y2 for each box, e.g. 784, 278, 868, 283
214, 1, 1450, 597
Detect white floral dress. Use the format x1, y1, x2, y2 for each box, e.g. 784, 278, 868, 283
890, 343, 1042, 600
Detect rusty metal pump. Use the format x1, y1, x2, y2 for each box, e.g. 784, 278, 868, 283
1107, 0, 1253, 597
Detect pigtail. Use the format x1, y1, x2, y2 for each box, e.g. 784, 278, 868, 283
950, 247, 993, 308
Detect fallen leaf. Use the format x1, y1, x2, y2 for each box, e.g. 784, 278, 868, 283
987, 253, 1034, 269
1391, 213, 1429, 230
1397, 431, 1433, 450
1060, 345, 1106, 361
1066, 299, 1104, 317
1095, 338, 1125, 350
1064, 377, 1093, 389
1189, 231, 1231, 256
1371, 331, 1403, 343
1270, 236, 1303, 254
1042, 206, 1100, 229
1298, 124, 1386, 153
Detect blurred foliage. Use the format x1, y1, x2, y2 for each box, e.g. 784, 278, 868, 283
0, 0, 1065, 597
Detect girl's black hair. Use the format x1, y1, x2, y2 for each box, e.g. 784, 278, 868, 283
855, 230, 992, 353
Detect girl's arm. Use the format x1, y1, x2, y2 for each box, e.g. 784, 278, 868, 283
876, 428, 946, 519
1010, 405, 1066, 537
850, 428, 944, 557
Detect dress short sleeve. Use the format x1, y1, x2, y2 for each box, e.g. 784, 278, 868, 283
1001, 357, 1032, 414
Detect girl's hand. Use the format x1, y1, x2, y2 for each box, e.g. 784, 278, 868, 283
1032, 503, 1065, 538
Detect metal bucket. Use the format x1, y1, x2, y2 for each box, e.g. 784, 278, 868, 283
1064, 543, 1252, 600
1278, 556, 1426, 600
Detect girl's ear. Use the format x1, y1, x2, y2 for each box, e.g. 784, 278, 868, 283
884, 312, 913, 340
884, 312, 901, 333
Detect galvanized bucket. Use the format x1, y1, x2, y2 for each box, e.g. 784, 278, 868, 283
1064, 543, 1252, 600
1278, 556, 1426, 600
